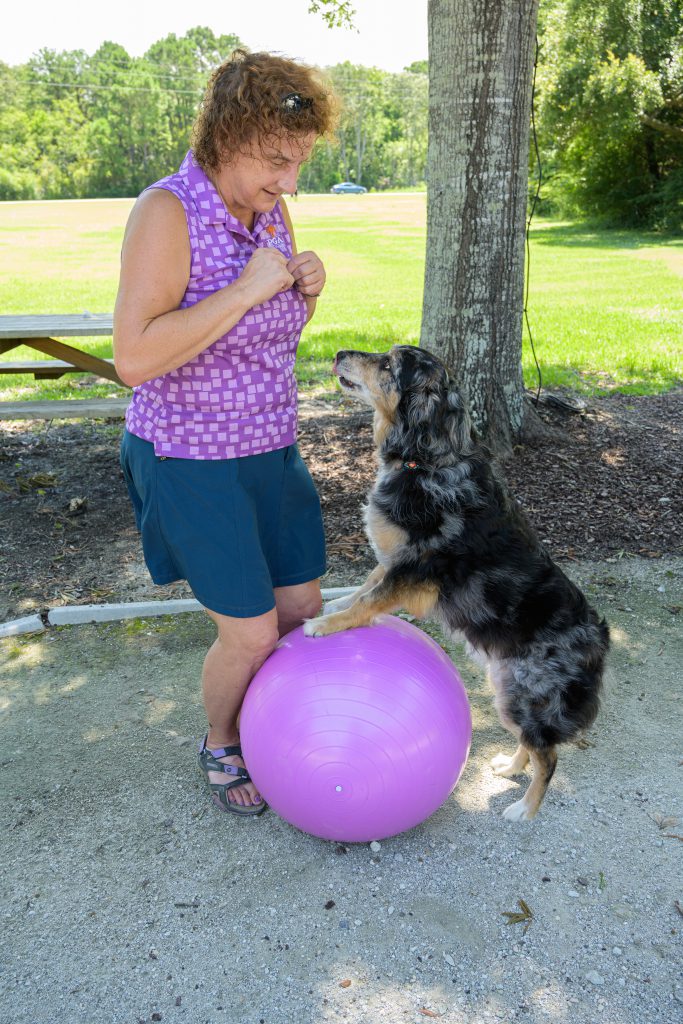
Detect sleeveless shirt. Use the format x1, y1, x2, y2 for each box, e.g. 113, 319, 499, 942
125, 150, 308, 460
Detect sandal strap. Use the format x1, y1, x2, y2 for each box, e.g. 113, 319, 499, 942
201, 751, 250, 780
212, 761, 249, 779
210, 775, 253, 794
198, 734, 242, 759
207, 744, 242, 759
198, 735, 251, 781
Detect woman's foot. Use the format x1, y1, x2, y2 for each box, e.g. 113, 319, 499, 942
198, 735, 266, 815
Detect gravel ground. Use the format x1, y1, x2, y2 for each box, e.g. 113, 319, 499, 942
1, 556, 681, 1024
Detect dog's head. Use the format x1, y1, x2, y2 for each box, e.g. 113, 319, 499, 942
334, 345, 476, 461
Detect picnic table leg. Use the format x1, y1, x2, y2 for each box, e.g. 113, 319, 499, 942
6, 337, 124, 386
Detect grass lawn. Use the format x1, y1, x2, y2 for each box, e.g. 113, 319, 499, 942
0, 194, 680, 402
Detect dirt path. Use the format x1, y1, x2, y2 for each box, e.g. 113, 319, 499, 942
1, 556, 681, 1023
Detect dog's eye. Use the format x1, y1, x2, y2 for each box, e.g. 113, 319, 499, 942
380, 358, 391, 373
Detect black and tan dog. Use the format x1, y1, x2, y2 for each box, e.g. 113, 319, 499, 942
304, 345, 609, 821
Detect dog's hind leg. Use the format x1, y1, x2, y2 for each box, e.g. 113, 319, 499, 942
502, 746, 557, 822
491, 744, 530, 778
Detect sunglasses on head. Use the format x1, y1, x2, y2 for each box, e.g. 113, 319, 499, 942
280, 92, 313, 113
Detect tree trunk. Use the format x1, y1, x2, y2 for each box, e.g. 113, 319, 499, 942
421, 0, 540, 453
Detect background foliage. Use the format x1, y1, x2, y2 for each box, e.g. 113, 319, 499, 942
536, 0, 683, 230
0, 27, 427, 200
0, 5, 681, 228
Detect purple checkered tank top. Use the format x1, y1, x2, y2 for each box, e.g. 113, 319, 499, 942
125, 150, 308, 459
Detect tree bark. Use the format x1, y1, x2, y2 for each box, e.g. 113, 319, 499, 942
421, 0, 540, 453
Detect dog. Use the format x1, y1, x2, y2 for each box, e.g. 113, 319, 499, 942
303, 345, 610, 821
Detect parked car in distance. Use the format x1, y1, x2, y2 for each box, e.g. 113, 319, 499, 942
330, 182, 368, 194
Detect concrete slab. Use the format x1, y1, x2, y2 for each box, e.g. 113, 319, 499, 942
0, 613, 45, 637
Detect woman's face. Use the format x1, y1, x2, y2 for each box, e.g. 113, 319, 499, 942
216, 131, 317, 219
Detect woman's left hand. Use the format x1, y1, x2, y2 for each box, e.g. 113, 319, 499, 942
287, 250, 326, 298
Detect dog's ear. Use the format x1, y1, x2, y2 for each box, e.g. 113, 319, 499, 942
394, 351, 476, 459
442, 377, 476, 456
406, 371, 447, 426
397, 353, 448, 425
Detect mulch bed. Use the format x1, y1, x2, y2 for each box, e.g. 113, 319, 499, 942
1, 389, 681, 622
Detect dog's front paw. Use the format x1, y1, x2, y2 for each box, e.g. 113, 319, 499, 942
303, 616, 340, 638
502, 798, 536, 822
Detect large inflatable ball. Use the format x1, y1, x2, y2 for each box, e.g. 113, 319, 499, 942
240, 615, 471, 842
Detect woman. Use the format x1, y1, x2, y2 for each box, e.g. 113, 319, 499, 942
114, 51, 338, 816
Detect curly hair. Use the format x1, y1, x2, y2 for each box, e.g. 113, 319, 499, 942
192, 49, 339, 172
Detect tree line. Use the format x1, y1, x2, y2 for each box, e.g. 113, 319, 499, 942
0, 27, 428, 202
0, 3, 681, 230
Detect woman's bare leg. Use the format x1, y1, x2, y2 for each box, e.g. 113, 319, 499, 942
202, 606, 279, 808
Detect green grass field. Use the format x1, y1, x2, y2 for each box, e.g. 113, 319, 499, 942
0, 194, 681, 401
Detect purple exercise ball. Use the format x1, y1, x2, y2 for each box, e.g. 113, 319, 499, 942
240, 615, 472, 842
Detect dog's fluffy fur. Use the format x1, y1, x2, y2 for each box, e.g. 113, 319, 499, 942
304, 345, 610, 820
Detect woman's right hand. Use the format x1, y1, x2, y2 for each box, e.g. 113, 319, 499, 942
236, 247, 295, 308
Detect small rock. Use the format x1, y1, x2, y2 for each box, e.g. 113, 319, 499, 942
610, 903, 636, 922
586, 971, 605, 986
612, 947, 622, 956
443, 953, 455, 966
370, 841, 381, 853
67, 496, 88, 516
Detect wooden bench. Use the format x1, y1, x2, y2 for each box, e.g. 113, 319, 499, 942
0, 358, 117, 379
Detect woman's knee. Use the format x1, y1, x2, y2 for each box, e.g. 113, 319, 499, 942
207, 608, 280, 668
275, 581, 323, 630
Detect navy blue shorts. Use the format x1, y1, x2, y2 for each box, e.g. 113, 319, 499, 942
120, 431, 326, 618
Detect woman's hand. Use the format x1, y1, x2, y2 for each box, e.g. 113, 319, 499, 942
114, 192, 296, 388
287, 250, 326, 298
237, 248, 295, 307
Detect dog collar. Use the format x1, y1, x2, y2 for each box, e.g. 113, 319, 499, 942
403, 460, 421, 471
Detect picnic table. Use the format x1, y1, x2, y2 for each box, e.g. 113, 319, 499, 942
0, 313, 123, 386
